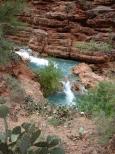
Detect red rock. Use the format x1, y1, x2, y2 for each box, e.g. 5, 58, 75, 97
46, 45, 70, 58
5, 0, 114, 63
94, 0, 114, 5
71, 26, 96, 36
73, 63, 107, 87
0, 60, 44, 104
46, 12, 66, 20
87, 11, 115, 28
70, 52, 109, 63
28, 29, 48, 52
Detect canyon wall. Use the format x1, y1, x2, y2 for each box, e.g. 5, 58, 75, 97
7, 0, 115, 63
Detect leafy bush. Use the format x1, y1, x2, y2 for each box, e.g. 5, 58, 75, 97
0, 0, 26, 65
48, 117, 64, 127
0, 105, 65, 154
76, 40, 112, 52
5, 75, 25, 103
78, 81, 115, 144
47, 105, 77, 127
36, 62, 62, 97
94, 111, 115, 144
78, 81, 115, 117
24, 95, 48, 114
24, 95, 39, 113
0, 104, 9, 143
0, 97, 6, 105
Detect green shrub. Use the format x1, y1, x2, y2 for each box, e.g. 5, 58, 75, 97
0, 104, 9, 143
5, 75, 25, 103
0, 97, 6, 105
24, 95, 47, 114
78, 81, 115, 117
78, 81, 115, 144
94, 111, 115, 144
0, 0, 26, 65
48, 117, 64, 127
76, 40, 112, 52
36, 62, 62, 97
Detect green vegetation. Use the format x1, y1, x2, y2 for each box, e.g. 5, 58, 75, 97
78, 81, 115, 116
0, 96, 6, 104
95, 111, 115, 144
47, 106, 77, 127
0, 105, 65, 154
36, 62, 62, 97
0, 104, 9, 143
5, 75, 25, 103
24, 95, 77, 127
76, 40, 112, 52
48, 117, 64, 127
0, 0, 26, 65
24, 95, 40, 113
78, 81, 115, 143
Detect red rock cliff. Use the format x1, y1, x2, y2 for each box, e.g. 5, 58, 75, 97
6, 0, 115, 63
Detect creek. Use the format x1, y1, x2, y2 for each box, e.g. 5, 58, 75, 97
16, 48, 80, 106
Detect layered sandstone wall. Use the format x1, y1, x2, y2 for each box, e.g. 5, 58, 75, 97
6, 0, 115, 63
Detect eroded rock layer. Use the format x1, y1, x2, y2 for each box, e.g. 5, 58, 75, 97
7, 0, 115, 63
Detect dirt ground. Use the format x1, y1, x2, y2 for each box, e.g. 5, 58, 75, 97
0, 110, 108, 154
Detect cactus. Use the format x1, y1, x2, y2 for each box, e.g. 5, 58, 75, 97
27, 146, 48, 154
0, 105, 9, 143
50, 147, 65, 154
0, 122, 65, 154
47, 135, 61, 148
0, 105, 9, 119
79, 127, 84, 139
0, 105, 65, 154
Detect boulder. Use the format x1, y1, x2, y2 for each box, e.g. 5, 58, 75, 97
73, 63, 106, 87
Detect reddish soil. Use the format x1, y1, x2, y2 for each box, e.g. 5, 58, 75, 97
0, 110, 108, 154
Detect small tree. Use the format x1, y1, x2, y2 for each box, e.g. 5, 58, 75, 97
0, 0, 26, 65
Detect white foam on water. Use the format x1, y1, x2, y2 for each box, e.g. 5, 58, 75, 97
62, 80, 75, 106
16, 49, 30, 59
16, 49, 48, 66
29, 56, 48, 66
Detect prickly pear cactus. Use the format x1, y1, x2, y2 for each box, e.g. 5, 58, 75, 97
0, 122, 65, 154
50, 147, 65, 154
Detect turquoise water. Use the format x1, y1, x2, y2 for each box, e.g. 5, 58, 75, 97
15, 48, 79, 106
30, 58, 78, 79
29, 57, 79, 106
